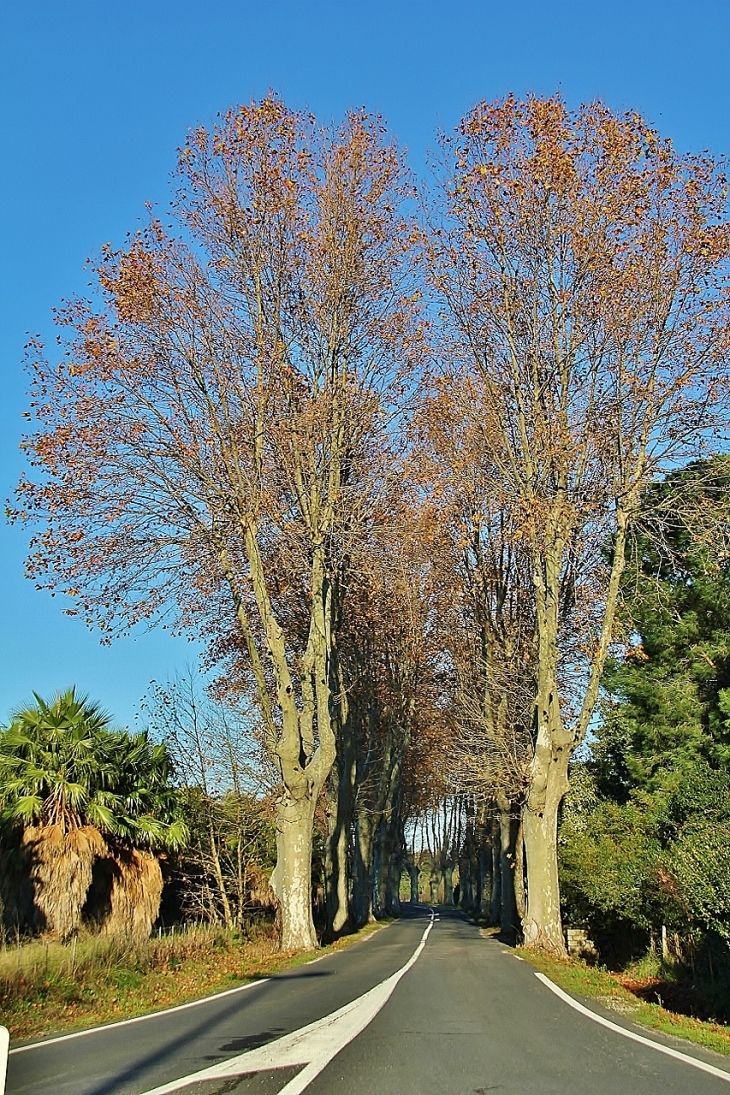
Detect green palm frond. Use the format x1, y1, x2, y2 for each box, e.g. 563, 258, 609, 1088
2, 794, 43, 823
0, 687, 186, 848
85, 801, 122, 833
161, 818, 189, 851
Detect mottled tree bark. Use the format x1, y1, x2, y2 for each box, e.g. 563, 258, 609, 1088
270, 796, 319, 951
325, 675, 355, 937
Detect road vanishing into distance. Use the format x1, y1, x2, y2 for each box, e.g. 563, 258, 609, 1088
7, 905, 730, 1095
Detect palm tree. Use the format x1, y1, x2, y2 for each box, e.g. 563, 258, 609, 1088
0, 688, 186, 939
86, 729, 187, 939
0, 688, 114, 938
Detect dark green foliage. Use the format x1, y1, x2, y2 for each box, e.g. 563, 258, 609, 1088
559, 769, 664, 930
596, 458, 730, 800
560, 459, 730, 950
560, 761, 730, 941
669, 821, 730, 941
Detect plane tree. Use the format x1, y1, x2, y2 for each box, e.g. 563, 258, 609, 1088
414, 372, 536, 932
12, 96, 422, 950
429, 95, 730, 952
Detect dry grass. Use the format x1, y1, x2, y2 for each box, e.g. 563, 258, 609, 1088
0, 918, 389, 1042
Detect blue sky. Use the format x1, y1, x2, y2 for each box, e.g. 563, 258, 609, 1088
1, 0, 729, 730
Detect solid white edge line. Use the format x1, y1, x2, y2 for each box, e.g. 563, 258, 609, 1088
9, 976, 269, 1055
534, 972, 730, 1084
275, 910, 435, 1095
9, 910, 406, 1058
0, 1025, 8, 1095
136, 908, 436, 1095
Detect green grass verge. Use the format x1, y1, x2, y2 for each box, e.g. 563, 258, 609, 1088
516, 947, 730, 1059
0, 919, 390, 1043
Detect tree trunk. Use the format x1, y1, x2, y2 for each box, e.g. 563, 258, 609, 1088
458, 852, 472, 911
475, 843, 487, 917
443, 862, 454, 906
521, 753, 568, 954
489, 820, 501, 926
351, 810, 376, 926
497, 800, 519, 937
270, 796, 318, 951
324, 798, 349, 936
429, 864, 441, 905
408, 861, 420, 903
324, 646, 353, 937
386, 854, 402, 915
324, 761, 352, 936
514, 817, 525, 925
235, 823, 245, 929
241, 536, 336, 953
522, 512, 628, 952
476, 811, 492, 917
373, 821, 389, 917
522, 551, 571, 955
207, 817, 234, 930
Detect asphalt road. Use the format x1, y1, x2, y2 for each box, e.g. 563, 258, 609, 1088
7, 906, 730, 1095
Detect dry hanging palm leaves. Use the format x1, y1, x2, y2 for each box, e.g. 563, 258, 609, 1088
93, 848, 163, 940
19, 824, 107, 939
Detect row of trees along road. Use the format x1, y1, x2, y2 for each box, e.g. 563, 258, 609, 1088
12, 94, 730, 954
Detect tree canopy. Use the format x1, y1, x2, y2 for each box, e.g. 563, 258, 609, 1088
10, 92, 730, 955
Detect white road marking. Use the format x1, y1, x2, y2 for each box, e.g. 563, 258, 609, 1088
305, 920, 389, 965
11, 919, 394, 1056
9, 978, 269, 1055
535, 972, 730, 1084
0, 1025, 9, 1095
136, 911, 436, 1095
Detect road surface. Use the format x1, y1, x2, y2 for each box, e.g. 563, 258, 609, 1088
7, 906, 730, 1094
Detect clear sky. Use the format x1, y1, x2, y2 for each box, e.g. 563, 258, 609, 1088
1, 0, 729, 730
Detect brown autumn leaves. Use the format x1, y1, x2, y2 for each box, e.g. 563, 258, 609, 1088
12, 94, 730, 953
